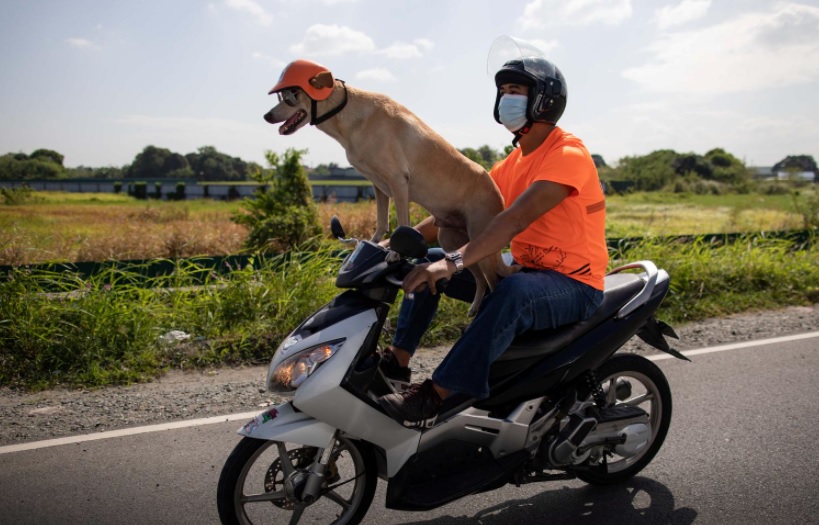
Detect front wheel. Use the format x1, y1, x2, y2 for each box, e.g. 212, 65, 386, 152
577, 353, 673, 485
217, 436, 377, 525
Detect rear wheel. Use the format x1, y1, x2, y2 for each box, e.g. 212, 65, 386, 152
577, 354, 672, 485
217, 436, 377, 525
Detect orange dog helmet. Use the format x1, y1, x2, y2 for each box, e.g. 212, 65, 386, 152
268, 59, 335, 101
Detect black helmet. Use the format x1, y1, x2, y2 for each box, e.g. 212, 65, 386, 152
493, 56, 567, 126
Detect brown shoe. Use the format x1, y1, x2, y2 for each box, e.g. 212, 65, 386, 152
378, 380, 442, 426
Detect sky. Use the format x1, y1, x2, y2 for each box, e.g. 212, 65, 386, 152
1, 0, 818, 169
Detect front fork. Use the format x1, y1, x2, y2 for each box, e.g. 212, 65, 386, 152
301, 430, 339, 502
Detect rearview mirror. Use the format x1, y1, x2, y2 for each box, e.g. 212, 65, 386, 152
389, 226, 427, 259
330, 216, 346, 240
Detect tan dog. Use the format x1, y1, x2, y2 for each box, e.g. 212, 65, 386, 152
264, 59, 513, 315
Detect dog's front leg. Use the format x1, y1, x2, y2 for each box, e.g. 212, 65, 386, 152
391, 181, 411, 228
372, 187, 391, 242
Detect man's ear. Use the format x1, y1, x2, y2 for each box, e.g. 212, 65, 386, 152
310, 71, 335, 90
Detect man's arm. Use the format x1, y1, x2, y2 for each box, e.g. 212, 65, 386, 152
402, 180, 570, 294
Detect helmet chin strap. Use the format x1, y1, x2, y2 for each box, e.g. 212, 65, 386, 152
310, 80, 348, 126
511, 119, 534, 147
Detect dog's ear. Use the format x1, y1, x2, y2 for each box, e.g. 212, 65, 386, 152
309, 71, 335, 90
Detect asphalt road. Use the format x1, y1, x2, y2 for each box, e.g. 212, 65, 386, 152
1, 335, 818, 525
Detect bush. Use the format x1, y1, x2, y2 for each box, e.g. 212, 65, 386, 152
0, 186, 40, 205
232, 149, 322, 252
792, 190, 819, 229
132, 181, 148, 200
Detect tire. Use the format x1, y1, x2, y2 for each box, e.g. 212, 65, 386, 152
576, 354, 672, 485
217, 436, 377, 525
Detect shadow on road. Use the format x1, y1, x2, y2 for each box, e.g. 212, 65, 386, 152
388, 476, 697, 525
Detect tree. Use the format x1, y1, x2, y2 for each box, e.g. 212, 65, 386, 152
704, 148, 751, 185
614, 149, 679, 191
127, 145, 180, 179
232, 149, 322, 252
0, 152, 65, 180
672, 153, 713, 179
30, 149, 64, 167
187, 145, 252, 181
458, 145, 503, 170
773, 155, 818, 181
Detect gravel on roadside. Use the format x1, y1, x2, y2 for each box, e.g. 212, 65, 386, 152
1, 305, 817, 446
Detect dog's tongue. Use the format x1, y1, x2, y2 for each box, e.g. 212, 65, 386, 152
279, 110, 306, 135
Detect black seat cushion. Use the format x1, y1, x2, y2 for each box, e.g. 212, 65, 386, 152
496, 273, 644, 362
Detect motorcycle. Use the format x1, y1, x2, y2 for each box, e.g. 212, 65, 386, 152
216, 217, 688, 525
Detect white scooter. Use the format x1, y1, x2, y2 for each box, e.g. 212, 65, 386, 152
217, 218, 687, 525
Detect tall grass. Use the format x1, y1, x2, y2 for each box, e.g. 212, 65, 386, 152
609, 234, 819, 323
0, 247, 341, 389
2, 234, 817, 389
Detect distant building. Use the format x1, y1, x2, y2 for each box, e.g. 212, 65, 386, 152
776, 170, 816, 181
307, 166, 375, 202
308, 166, 366, 181
751, 166, 773, 179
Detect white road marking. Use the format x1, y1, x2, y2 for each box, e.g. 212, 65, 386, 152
0, 411, 259, 455
2, 331, 817, 455
646, 331, 819, 361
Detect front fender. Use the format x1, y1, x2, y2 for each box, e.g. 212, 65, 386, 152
238, 402, 337, 447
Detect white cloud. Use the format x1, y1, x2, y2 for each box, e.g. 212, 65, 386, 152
66, 37, 97, 49
623, 3, 819, 94
252, 52, 286, 69
526, 39, 559, 54
656, 0, 711, 31
377, 38, 436, 59
378, 42, 423, 59
223, 0, 272, 26
520, 0, 632, 30
355, 68, 397, 82
414, 38, 435, 52
290, 24, 375, 56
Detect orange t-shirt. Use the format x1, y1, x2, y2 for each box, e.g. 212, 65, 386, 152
490, 127, 608, 290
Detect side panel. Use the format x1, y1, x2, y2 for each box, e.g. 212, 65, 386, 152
237, 402, 337, 447
291, 309, 421, 477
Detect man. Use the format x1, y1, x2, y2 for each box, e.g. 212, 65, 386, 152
378, 56, 608, 424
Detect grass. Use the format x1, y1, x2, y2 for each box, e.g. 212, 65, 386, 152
1, 189, 817, 389
0, 190, 810, 266
0, 249, 342, 389
605, 192, 803, 238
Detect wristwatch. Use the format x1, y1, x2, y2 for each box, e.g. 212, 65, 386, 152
444, 251, 464, 274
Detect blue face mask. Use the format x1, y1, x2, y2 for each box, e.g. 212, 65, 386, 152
498, 94, 529, 132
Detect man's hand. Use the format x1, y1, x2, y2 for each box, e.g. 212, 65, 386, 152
402, 258, 454, 295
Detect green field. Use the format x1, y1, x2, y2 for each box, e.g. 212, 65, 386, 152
1, 188, 817, 389
1, 189, 812, 266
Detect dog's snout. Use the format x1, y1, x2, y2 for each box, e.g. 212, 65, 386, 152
263, 111, 274, 124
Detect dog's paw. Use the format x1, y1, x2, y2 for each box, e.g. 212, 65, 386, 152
385, 250, 401, 263
497, 262, 523, 278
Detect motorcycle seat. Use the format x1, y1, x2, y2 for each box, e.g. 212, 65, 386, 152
496, 273, 645, 362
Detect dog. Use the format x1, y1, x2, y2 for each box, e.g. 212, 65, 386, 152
264, 59, 514, 315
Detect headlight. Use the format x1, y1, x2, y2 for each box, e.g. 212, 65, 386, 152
267, 339, 345, 394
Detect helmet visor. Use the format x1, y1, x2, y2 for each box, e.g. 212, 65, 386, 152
487, 36, 547, 79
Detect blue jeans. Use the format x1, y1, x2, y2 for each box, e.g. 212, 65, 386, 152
393, 249, 604, 399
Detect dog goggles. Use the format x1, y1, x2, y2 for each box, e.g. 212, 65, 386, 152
277, 88, 300, 107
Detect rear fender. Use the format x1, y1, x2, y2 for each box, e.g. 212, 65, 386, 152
238, 402, 337, 447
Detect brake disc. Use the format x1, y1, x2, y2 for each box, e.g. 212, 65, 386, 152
264, 447, 318, 509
